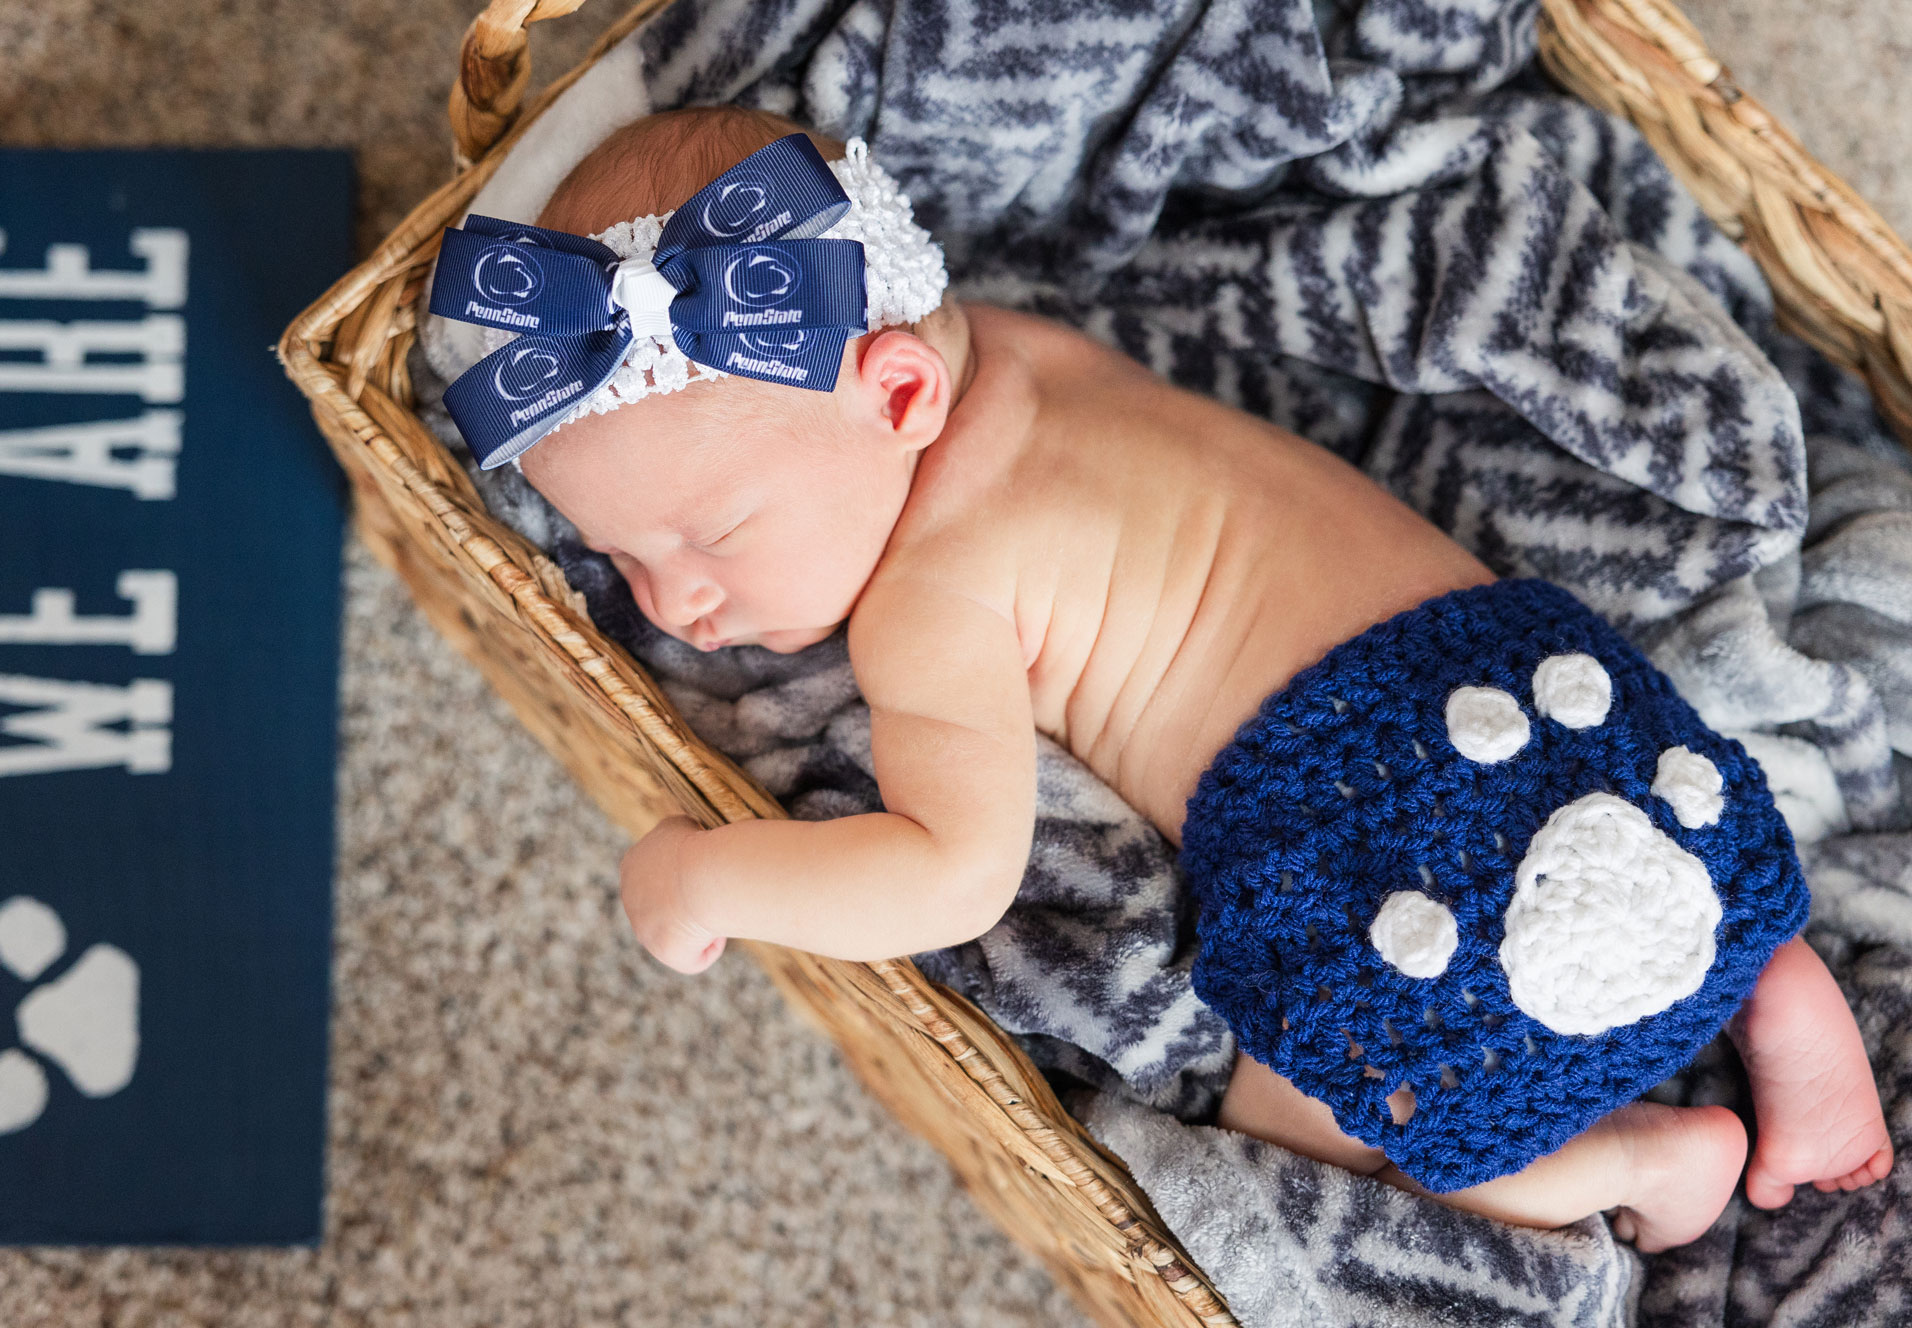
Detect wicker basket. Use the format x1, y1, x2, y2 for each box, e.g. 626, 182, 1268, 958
278, 2, 1912, 1323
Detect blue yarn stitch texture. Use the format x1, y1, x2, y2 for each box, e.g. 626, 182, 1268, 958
1180, 579, 1809, 1192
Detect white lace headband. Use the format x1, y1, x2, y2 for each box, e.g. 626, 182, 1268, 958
477, 138, 948, 463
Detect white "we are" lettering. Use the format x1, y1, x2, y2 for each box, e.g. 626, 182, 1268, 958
0, 228, 189, 777
0, 675, 172, 778
0, 571, 177, 655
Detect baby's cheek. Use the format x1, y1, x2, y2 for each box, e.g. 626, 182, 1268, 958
608, 553, 638, 594
610, 554, 661, 622
786, 546, 874, 616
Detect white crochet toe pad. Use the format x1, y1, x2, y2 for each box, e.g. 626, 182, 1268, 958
1532, 652, 1611, 728
1652, 746, 1724, 828
1444, 687, 1529, 763
1370, 891, 1460, 979
1499, 793, 1721, 1034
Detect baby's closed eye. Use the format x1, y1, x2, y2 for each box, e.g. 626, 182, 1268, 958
583, 517, 747, 560
694, 517, 748, 550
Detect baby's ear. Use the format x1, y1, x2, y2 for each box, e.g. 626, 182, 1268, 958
847, 328, 950, 452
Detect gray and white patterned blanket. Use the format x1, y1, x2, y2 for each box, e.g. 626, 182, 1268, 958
414, 0, 1912, 1321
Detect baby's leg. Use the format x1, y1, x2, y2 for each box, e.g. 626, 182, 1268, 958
1218, 1054, 1395, 1173
1729, 935, 1893, 1208
1376, 1103, 1747, 1252
1218, 1053, 1747, 1251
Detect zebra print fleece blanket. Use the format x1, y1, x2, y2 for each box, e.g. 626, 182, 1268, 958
415, 0, 1912, 1321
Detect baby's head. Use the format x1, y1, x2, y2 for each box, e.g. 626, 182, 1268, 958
514, 107, 966, 655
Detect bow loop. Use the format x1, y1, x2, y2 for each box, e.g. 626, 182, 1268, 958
655, 241, 866, 336
435, 224, 622, 337
431, 134, 868, 469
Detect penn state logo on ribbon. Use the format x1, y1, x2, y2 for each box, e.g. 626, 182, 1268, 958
430, 134, 867, 469
471, 244, 544, 306
701, 177, 774, 239
724, 246, 802, 307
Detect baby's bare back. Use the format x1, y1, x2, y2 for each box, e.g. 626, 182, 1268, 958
879, 304, 1492, 844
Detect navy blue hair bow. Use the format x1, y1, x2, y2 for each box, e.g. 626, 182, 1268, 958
430, 133, 868, 469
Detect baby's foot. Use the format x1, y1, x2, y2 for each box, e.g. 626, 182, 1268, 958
1730, 937, 1893, 1209
1602, 1102, 1747, 1252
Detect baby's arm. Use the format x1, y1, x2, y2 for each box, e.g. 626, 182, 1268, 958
619, 567, 1036, 968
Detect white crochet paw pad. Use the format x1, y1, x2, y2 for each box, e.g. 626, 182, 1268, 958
0, 896, 140, 1135
1439, 655, 1730, 1033
1499, 794, 1720, 1034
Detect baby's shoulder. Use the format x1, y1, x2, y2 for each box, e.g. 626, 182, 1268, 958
859, 519, 1017, 628
845, 536, 1027, 704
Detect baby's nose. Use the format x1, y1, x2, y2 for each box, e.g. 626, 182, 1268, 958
656, 576, 723, 628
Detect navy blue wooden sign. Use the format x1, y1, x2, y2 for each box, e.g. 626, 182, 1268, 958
0, 150, 351, 1243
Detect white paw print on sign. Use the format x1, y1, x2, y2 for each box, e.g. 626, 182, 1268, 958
0, 896, 140, 1134
1366, 654, 1727, 1036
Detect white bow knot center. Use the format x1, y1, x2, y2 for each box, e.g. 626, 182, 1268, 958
609, 258, 678, 340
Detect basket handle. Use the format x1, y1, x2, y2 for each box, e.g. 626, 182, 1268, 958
449, 0, 591, 169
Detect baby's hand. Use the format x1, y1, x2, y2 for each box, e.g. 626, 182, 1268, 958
619, 815, 727, 974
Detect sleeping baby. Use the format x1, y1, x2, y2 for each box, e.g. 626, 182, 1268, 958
429, 105, 1892, 1250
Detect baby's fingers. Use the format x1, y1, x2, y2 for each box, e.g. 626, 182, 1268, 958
650, 932, 726, 975
616, 816, 722, 972
634, 913, 727, 975
682, 934, 727, 974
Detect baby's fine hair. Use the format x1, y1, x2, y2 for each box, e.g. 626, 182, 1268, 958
539, 106, 847, 237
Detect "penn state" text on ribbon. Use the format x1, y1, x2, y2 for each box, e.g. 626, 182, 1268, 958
725, 352, 808, 381
507, 379, 586, 425
464, 300, 540, 329
721, 308, 803, 327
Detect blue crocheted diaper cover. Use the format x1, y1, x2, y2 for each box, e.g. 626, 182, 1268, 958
1181, 578, 1808, 1193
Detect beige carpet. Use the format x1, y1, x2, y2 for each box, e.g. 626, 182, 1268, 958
0, 2, 1904, 1324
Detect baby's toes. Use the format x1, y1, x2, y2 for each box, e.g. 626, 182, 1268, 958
1758, 1119, 1894, 1204
1808, 1149, 1886, 1193
1826, 1143, 1894, 1191
1820, 1116, 1895, 1188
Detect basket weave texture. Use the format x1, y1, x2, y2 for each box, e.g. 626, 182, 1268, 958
278, 2, 1912, 1323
